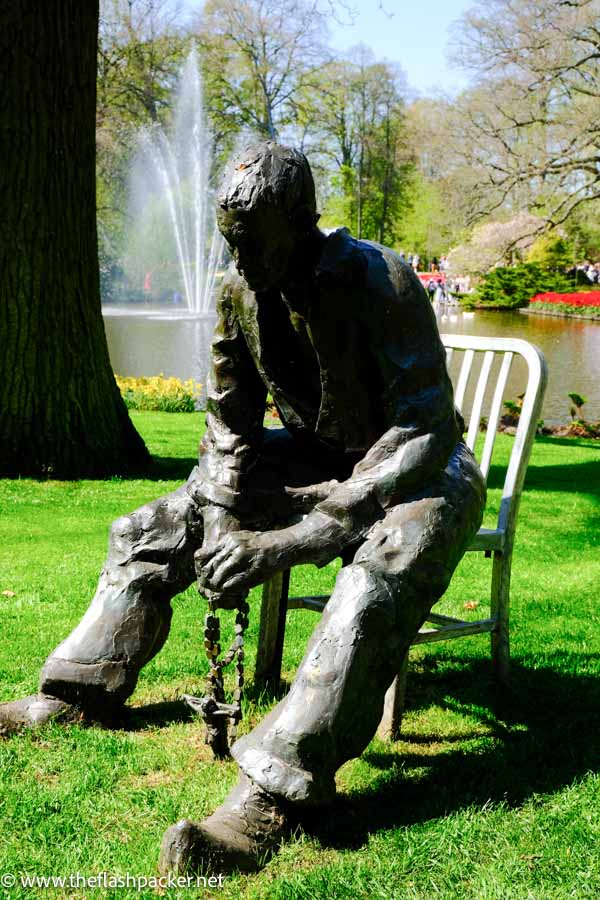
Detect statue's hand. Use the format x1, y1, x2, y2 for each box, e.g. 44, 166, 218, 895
195, 508, 352, 600
195, 530, 291, 597
284, 480, 339, 511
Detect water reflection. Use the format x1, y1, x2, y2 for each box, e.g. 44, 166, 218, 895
103, 306, 600, 424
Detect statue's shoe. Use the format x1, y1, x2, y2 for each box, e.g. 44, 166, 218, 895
0, 693, 77, 729
159, 774, 289, 874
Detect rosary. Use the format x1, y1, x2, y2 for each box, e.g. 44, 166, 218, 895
184, 588, 250, 760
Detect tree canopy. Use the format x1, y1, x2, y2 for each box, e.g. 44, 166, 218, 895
95, 0, 600, 297
451, 0, 600, 226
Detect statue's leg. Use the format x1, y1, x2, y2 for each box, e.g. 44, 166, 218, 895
232, 441, 486, 805
37, 480, 203, 711
159, 442, 485, 874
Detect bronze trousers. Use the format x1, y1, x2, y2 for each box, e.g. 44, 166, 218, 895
40, 430, 485, 804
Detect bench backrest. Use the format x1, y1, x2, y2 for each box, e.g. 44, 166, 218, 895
441, 334, 548, 547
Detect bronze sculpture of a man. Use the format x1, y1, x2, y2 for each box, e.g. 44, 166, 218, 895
0, 142, 486, 873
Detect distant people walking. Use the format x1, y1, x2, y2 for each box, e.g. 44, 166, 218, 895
434, 279, 447, 303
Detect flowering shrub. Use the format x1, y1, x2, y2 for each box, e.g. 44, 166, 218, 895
448, 212, 542, 277
530, 291, 600, 318
115, 375, 202, 412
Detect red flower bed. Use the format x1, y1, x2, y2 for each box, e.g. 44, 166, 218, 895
530, 291, 600, 307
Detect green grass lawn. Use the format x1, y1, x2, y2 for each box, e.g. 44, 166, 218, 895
0, 411, 599, 899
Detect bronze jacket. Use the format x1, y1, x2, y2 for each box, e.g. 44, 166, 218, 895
194, 227, 462, 544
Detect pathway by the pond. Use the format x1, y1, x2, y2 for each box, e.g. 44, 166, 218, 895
103, 304, 600, 425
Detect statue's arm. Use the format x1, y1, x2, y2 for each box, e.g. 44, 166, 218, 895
293, 400, 461, 565
195, 385, 462, 597
188, 274, 267, 515
290, 415, 460, 565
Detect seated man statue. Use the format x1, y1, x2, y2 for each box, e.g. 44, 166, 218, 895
0, 142, 486, 873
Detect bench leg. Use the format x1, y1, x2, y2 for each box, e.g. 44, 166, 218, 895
254, 570, 290, 693
377, 649, 409, 741
491, 550, 511, 687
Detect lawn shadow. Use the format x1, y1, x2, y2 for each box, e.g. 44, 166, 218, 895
136, 455, 198, 483
535, 435, 600, 451
306, 656, 600, 850
524, 459, 600, 497
123, 699, 195, 730
0, 455, 201, 485
124, 679, 292, 732
109, 652, 600, 854
486, 457, 600, 499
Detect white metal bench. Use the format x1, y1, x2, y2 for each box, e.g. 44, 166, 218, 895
254, 335, 548, 739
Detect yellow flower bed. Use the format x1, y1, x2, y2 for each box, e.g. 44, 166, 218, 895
115, 374, 202, 412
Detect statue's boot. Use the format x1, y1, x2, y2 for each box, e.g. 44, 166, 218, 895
0, 693, 77, 729
159, 774, 289, 874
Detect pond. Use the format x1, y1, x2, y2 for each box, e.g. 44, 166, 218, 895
103, 304, 600, 425
436, 307, 600, 423
103, 307, 215, 395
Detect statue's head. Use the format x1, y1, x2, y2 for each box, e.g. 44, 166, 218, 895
217, 141, 318, 291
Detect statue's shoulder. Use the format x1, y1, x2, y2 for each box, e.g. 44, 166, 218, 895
317, 228, 424, 306
316, 228, 367, 284
219, 262, 245, 298
215, 263, 248, 314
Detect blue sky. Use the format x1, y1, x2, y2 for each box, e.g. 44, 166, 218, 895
327, 0, 474, 96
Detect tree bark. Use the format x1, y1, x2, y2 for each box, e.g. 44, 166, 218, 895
0, 1, 149, 477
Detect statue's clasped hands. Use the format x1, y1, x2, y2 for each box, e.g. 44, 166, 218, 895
195, 498, 343, 606
195, 529, 289, 601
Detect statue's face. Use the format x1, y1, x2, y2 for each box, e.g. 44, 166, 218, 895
217, 205, 297, 292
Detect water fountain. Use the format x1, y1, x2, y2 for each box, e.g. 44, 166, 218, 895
121, 47, 225, 317
102, 54, 600, 420
102, 48, 225, 393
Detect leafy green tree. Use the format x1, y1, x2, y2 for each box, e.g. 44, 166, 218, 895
451, 0, 600, 227
527, 233, 575, 271
315, 48, 413, 245
400, 97, 484, 257
196, 0, 330, 141
564, 199, 600, 262
396, 172, 449, 263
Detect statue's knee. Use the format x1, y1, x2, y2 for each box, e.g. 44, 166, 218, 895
109, 513, 142, 559
326, 563, 396, 635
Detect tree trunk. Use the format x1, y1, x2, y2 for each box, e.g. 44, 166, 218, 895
0, 1, 149, 478
379, 105, 392, 245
